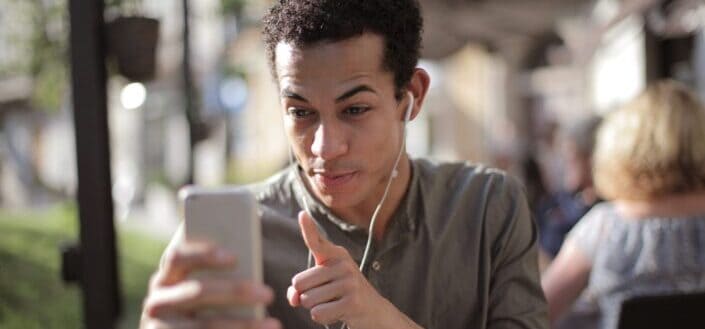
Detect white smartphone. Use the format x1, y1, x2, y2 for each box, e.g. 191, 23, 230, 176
179, 185, 264, 320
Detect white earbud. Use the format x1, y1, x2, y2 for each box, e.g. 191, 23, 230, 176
403, 91, 414, 123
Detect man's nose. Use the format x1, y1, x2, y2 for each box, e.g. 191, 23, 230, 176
310, 122, 348, 160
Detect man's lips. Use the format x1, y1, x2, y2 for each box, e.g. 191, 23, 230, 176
312, 171, 358, 190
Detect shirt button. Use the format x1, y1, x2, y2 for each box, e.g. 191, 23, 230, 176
372, 261, 382, 271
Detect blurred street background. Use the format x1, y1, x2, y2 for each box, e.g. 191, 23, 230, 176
1, 0, 705, 328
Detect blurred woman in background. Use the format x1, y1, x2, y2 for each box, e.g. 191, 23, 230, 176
535, 115, 602, 270
542, 80, 705, 329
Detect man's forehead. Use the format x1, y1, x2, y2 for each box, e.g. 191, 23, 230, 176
274, 42, 302, 72
274, 34, 386, 76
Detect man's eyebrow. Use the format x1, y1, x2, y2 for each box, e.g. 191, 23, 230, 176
335, 85, 376, 103
281, 89, 308, 102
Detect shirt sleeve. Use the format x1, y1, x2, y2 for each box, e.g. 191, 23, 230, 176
563, 203, 610, 263
486, 174, 549, 329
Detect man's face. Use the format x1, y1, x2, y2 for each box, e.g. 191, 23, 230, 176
275, 33, 407, 210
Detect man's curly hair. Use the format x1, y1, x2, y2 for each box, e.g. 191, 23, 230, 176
262, 0, 423, 98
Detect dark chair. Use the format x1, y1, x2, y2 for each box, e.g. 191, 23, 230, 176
617, 291, 705, 329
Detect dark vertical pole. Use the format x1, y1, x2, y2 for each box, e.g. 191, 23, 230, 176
646, 29, 696, 82
644, 19, 666, 83
68, 0, 122, 328
644, 2, 696, 83
183, 0, 197, 184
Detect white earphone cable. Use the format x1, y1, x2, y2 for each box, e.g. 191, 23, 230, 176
358, 92, 413, 274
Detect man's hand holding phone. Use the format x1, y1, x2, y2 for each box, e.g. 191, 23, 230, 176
140, 186, 281, 329
141, 242, 281, 329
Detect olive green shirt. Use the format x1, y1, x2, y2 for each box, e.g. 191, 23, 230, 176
249, 158, 547, 329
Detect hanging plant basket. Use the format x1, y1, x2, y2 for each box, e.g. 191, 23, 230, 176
107, 16, 160, 82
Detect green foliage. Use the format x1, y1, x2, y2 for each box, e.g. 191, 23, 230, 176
0, 0, 70, 112
221, 0, 248, 16
116, 227, 168, 329
0, 205, 80, 329
105, 0, 143, 14
27, 0, 69, 112
31, 58, 67, 113
223, 62, 248, 79
0, 204, 168, 329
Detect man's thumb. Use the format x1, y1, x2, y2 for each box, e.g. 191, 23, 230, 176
298, 211, 336, 265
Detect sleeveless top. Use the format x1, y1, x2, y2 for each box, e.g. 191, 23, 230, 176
566, 202, 705, 329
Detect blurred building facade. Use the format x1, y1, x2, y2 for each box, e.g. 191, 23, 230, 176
1, 0, 704, 229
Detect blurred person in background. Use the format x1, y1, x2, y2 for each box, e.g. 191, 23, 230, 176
535, 115, 602, 270
140, 1, 547, 329
542, 80, 705, 329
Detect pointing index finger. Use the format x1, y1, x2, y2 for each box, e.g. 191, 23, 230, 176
298, 211, 336, 265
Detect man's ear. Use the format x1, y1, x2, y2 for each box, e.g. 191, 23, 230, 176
405, 68, 431, 121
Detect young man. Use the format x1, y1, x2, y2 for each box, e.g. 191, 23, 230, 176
140, 1, 547, 329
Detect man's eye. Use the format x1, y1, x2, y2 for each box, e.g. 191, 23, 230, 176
345, 106, 370, 116
288, 108, 312, 119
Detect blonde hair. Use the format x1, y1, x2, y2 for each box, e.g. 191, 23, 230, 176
593, 80, 705, 201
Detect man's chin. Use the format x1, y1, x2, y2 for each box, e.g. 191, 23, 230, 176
314, 189, 361, 209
